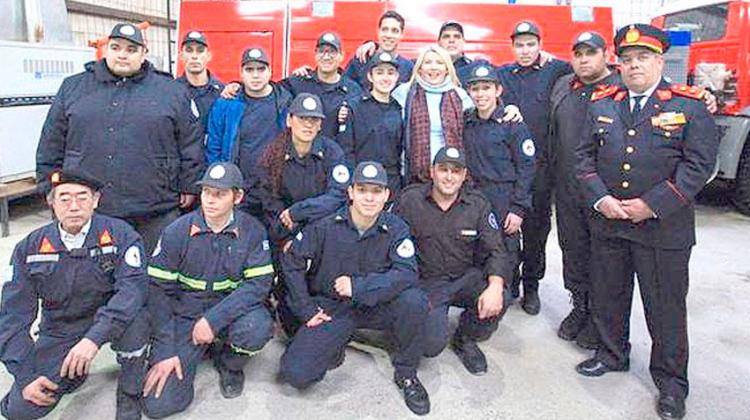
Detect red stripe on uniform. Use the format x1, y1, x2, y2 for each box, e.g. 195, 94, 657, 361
667, 180, 688, 204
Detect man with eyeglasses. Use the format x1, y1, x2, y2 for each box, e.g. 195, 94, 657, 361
574, 24, 719, 420
0, 170, 149, 419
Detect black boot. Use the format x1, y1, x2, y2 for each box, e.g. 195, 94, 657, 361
558, 292, 588, 341
575, 315, 601, 350
328, 348, 346, 371
215, 360, 245, 399
451, 335, 487, 375
394, 373, 430, 416
115, 355, 146, 420
521, 287, 541, 315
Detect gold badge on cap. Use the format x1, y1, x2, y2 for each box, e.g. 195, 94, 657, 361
625, 28, 640, 43
51, 172, 61, 184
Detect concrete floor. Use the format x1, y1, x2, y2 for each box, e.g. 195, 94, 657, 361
0, 195, 749, 420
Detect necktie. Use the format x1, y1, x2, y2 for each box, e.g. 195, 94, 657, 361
631, 95, 646, 115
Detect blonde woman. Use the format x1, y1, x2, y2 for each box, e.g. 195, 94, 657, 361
392, 45, 520, 183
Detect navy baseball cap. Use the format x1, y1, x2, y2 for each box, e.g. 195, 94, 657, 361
288, 93, 326, 119
241, 47, 270, 66
49, 169, 104, 191
465, 63, 499, 85
439, 21, 465, 38
368, 51, 400, 71
573, 31, 606, 51
196, 162, 244, 189
352, 161, 388, 187
433, 147, 466, 167
511, 21, 541, 39
317, 32, 342, 52
182, 30, 208, 47
109, 23, 145, 47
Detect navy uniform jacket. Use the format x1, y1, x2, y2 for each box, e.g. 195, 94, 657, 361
281, 206, 417, 322
36, 60, 205, 219
337, 93, 404, 192
0, 214, 147, 388
497, 58, 572, 165
280, 73, 363, 138
576, 79, 720, 249
393, 183, 514, 283
254, 136, 349, 244
175, 71, 224, 133
344, 54, 414, 91
146, 210, 274, 363
550, 71, 621, 201
453, 55, 474, 86
463, 104, 536, 218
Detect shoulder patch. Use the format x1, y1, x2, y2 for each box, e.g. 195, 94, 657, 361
590, 85, 621, 102
656, 89, 672, 101
670, 84, 706, 100
521, 139, 536, 157
125, 246, 142, 268
332, 164, 350, 184
396, 238, 415, 258
1, 265, 14, 283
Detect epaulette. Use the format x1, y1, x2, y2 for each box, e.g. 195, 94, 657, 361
590, 85, 622, 102
670, 84, 706, 100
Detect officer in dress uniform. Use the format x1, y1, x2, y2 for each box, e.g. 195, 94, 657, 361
279, 162, 431, 416
548, 31, 619, 349
574, 24, 719, 420
0, 170, 148, 420
393, 147, 515, 376
497, 21, 573, 314
337, 51, 405, 196
175, 31, 225, 134
143, 162, 274, 417
36, 23, 205, 253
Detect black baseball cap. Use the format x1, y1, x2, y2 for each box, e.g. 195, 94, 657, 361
439, 21, 465, 38
196, 162, 244, 190
182, 30, 208, 47
465, 63, 499, 85
49, 169, 104, 191
433, 147, 466, 167
241, 47, 270, 66
510, 21, 540, 39
288, 93, 326, 119
352, 161, 388, 187
317, 32, 342, 52
109, 23, 145, 47
572, 31, 606, 51
368, 51, 400, 72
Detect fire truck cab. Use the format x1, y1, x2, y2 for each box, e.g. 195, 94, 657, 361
653, 0, 750, 215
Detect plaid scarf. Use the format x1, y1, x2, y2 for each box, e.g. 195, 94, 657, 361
409, 83, 464, 182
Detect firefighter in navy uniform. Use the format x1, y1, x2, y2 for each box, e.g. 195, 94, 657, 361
279, 162, 430, 416
497, 21, 573, 315
437, 21, 475, 85
574, 24, 719, 420
0, 170, 148, 420
548, 31, 619, 349
36, 23, 205, 253
462, 64, 536, 280
337, 51, 404, 196
143, 162, 274, 418
175, 30, 224, 133
393, 147, 515, 376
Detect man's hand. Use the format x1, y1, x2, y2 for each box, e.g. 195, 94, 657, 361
292, 65, 314, 77
355, 41, 377, 62
703, 91, 718, 114
503, 212, 523, 235
500, 105, 523, 123
179, 193, 196, 209
477, 276, 505, 320
60, 338, 99, 379
192, 317, 215, 346
22, 376, 58, 407
334, 275, 353, 298
337, 105, 349, 124
539, 50, 557, 66
621, 198, 656, 223
220, 82, 241, 99
279, 209, 295, 231
143, 356, 183, 399
597, 195, 630, 220
305, 308, 332, 328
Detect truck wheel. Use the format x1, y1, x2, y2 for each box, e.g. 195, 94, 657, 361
733, 138, 750, 216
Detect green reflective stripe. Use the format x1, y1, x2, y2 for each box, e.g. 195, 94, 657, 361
176, 274, 207, 291
243, 264, 274, 279
147, 266, 178, 281
212, 279, 241, 291
230, 343, 261, 357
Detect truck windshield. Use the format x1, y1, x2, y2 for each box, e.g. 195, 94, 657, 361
664, 3, 729, 42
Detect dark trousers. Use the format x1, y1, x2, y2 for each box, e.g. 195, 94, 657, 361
517, 169, 553, 292
421, 268, 508, 357
143, 307, 272, 419
590, 235, 691, 399
124, 208, 181, 255
554, 194, 592, 295
0, 312, 149, 420
280, 289, 429, 389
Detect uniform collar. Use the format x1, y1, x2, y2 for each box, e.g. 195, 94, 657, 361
628, 79, 661, 101
511, 57, 542, 74
453, 55, 471, 67
93, 59, 151, 83
363, 91, 397, 105
189, 210, 239, 237
177, 70, 222, 90
286, 137, 326, 161
423, 183, 469, 208
467, 101, 506, 124
333, 206, 390, 236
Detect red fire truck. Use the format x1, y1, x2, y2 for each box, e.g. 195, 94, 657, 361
653, 0, 750, 215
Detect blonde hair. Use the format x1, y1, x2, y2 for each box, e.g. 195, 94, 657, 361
409, 44, 461, 87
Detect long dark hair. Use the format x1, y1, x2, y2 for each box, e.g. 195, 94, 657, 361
261, 128, 292, 196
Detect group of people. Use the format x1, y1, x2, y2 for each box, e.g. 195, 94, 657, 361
0, 9, 719, 420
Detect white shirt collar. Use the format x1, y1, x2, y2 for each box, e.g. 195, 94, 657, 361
58, 218, 92, 250
629, 81, 660, 101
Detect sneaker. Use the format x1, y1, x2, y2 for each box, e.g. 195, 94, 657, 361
394, 373, 430, 416
216, 362, 245, 399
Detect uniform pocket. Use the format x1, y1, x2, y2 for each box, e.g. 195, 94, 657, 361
30, 263, 70, 310
154, 155, 180, 192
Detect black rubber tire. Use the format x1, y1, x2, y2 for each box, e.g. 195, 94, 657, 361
732, 138, 750, 216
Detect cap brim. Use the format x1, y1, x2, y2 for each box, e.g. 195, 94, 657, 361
353, 179, 388, 187
573, 41, 604, 51
195, 180, 241, 189
182, 39, 208, 47
291, 111, 326, 119
109, 35, 144, 47
241, 58, 270, 66
317, 41, 341, 51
